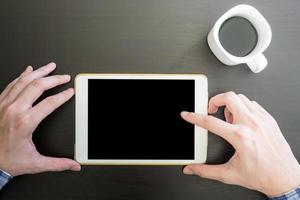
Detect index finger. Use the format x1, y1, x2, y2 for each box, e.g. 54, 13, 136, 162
16, 75, 71, 108
181, 111, 238, 146
4, 63, 56, 104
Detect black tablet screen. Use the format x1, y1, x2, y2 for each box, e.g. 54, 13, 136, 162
88, 79, 195, 160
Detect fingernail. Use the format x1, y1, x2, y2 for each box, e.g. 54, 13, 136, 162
48, 62, 56, 69
181, 111, 190, 117
183, 167, 193, 175
63, 75, 71, 81
26, 66, 33, 72
67, 88, 75, 94
70, 164, 81, 171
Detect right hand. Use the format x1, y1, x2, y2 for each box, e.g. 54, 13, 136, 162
181, 92, 300, 196
0, 63, 80, 177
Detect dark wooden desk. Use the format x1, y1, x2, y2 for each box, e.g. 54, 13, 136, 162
1, 0, 300, 199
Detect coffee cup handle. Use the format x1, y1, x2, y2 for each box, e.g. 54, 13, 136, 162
246, 54, 268, 73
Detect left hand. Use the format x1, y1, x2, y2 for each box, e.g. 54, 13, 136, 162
0, 62, 81, 177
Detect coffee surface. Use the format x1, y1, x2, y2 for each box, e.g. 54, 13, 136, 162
219, 17, 258, 57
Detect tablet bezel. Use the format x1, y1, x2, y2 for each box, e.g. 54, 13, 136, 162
75, 74, 207, 165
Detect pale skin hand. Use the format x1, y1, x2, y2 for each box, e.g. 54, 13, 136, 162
181, 92, 300, 196
0, 62, 81, 177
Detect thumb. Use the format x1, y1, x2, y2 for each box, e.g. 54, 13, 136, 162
38, 156, 81, 173
183, 164, 227, 182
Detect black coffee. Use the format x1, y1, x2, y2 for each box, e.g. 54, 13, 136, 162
219, 17, 258, 57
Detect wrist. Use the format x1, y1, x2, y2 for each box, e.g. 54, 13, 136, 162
264, 184, 300, 197
0, 157, 17, 177
261, 166, 300, 196
0, 161, 11, 177
268, 187, 300, 199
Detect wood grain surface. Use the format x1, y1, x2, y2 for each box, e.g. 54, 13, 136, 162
0, 0, 300, 199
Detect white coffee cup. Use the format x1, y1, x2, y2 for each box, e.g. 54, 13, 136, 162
207, 4, 272, 73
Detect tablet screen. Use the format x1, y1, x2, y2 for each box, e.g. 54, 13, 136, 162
88, 79, 195, 160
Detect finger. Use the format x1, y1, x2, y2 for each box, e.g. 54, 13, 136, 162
237, 94, 257, 113
37, 156, 81, 173
0, 66, 33, 102
30, 88, 74, 125
183, 164, 227, 182
208, 92, 249, 116
181, 111, 237, 145
224, 107, 233, 123
18, 66, 34, 79
4, 62, 56, 103
252, 101, 271, 116
16, 75, 71, 108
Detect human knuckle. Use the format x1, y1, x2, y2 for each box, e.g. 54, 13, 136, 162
202, 115, 214, 126
39, 66, 48, 74
46, 96, 59, 105
251, 124, 261, 134
235, 127, 255, 144
18, 76, 29, 85
192, 167, 203, 177
265, 115, 277, 125
6, 80, 15, 88
250, 118, 262, 131
234, 127, 248, 138
245, 114, 259, 125
57, 75, 69, 84
3, 104, 18, 117
62, 90, 70, 97
224, 91, 237, 101
31, 79, 45, 89
244, 114, 263, 132
194, 170, 203, 177
58, 74, 67, 80
54, 75, 63, 82
15, 114, 33, 128
242, 137, 256, 150
238, 93, 247, 99
226, 91, 236, 96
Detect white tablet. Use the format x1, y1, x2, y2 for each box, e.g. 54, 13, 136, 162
75, 74, 208, 165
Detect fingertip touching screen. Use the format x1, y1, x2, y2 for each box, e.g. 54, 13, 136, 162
88, 79, 195, 160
